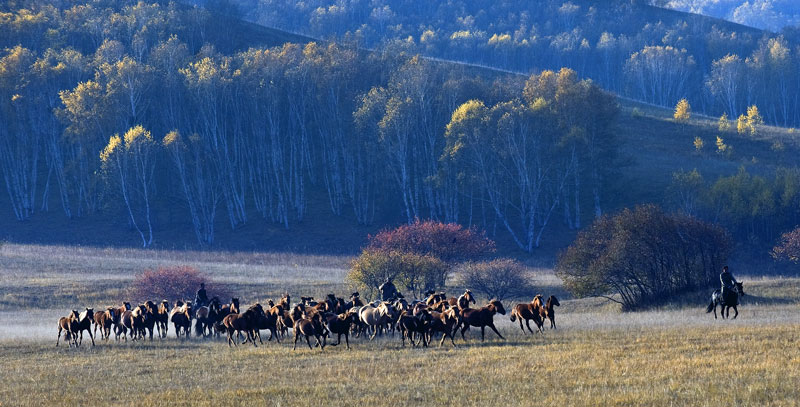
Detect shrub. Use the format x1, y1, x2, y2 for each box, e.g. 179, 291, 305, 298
128, 265, 227, 302
772, 227, 800, 263
456, 259, 533, 301
347, 250, 448, 299
556, 205, 731, 310
366, 219, 495, 263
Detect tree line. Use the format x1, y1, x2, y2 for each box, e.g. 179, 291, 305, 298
0, 0, 621, 250
237, 0, 800, 128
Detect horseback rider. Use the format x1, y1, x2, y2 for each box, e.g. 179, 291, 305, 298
378, 277, 399, 301
720, 266, 738, 298
194, 283, 209, 307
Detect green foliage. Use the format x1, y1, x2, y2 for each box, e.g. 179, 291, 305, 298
556, 205, 731, 310
456, 259, 533, 301
347, 249, 448, 298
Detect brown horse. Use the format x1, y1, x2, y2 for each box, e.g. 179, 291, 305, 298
111, 302, 131, 340
459, 299, 506, 341
543, 295, 560, 329
293, 310, 328, 351
120, 305, 147, 341
428, 308, 460, 347
141, 301, 158, 340
56, 310, 80, 347
396, 309, 433, 347
251, 304, 281, 344
69, 308, 95, 346
223, 304, 263, 347
456, 290, 476, 310
155, 300, 170, 338
324, 309, 358, 350
510, 295, 545, 334
169, 301, 193, 338
93, 307, 116, 341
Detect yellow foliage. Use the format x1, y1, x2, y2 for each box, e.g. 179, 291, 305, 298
420, 30, 436, 43
100, 134, 122, 163
718, 113, 730, 132
163, 130, 180, 147
123, 125, 152, 149
693, 137, 704, 152
488, 33, 511, 45
716, 136, 728, 154
673, 98, 690, 123
746, 105, 763, 135
737, 114, 748, 134
450, 30, 472, 40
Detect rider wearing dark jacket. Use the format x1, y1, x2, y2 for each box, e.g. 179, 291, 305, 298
195, 283, 208, 307
720, 266, 737, 295
379, 277, 399, 301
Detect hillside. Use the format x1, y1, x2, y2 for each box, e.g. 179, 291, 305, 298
661, 0, 800, 31
1, 0, 799, 267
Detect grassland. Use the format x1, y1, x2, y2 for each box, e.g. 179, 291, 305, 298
0, 243, 799, 406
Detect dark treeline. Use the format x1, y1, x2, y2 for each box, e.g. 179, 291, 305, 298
235, 0, 800, 128
0, 0, 620, 250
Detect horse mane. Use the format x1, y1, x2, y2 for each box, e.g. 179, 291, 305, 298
79, 308, 93, 321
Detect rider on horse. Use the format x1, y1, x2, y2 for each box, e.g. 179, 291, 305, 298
379, 277, 399, 301
720, 266, 738, 299
195, 283, 209, 307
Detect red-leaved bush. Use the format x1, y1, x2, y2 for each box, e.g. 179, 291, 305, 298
366, 219, 495, 263
128, 266, 228, 302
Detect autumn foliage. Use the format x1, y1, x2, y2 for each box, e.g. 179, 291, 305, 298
129, 266, 227, 302
366, 219, 495, 263
350, 220, 496, 297
556, 205, 731, 310
772, 227, 800, 263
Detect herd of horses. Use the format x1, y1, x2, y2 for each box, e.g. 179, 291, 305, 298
55, 282, 745, 350
54, 290, 562, 350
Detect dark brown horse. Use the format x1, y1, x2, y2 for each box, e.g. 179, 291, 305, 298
324, 310, 358, 350
543, 295, 560, 329
251, 304, 281, 344
70, 308, 95, 346
292, 310, 328, 351
396, 309, 432, 347
459, 299, 506, 341
510, 295, 545, 334
169, 302, 193, 338
56, 310, 80, 347
428, 308, 460, 347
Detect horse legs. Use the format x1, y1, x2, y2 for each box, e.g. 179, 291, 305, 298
524, 319, 534, 334
56, 327, 63, 347
480, 326, 485, 341
732, 306, 738, 319
550, 316, 556, 329
87, 328, 95, 346
344, 333, 350, 350
488, 323, 505, 340
306, 335, 313, 350
227, 329, 236, 347
460, 325, 469, 341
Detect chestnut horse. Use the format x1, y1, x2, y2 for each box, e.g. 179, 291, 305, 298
70, 308, 95, 346
93, 307, 117, 341
510, 295, 545, 334
56, 310, 80, 347
155, 300, 170, 338
223, 304, 263, 347
459, 300, 506, 341
428, 308, 460, 347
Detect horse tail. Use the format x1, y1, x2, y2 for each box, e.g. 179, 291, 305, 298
194, 319, 204, 336
705, 300, 715, 313
509, 310, 517, 322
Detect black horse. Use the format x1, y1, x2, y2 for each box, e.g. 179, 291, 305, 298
706, 281, 745, 319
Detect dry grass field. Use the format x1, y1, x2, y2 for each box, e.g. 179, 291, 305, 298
1, 243, 799, 406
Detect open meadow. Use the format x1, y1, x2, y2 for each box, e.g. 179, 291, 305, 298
1, 243, 799, 406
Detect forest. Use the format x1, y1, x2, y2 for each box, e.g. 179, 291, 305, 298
0, 0, 622, 252
236, 0, 800, 127
1, 0, 799, 261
